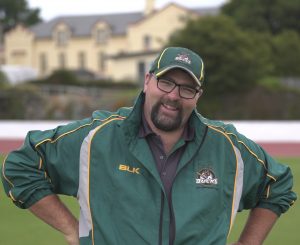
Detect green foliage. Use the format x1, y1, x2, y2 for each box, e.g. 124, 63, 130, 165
32, 69, 139, 88
0, 0, 42, 33
222, 0, 300, 35
0, 85, 45, 119
197, 85, 300, 120
0, 70, 9, 88
169, 15, 273, 95
257, 76, 282, 90
44, 69, 79, 85
271, 31, 300, 76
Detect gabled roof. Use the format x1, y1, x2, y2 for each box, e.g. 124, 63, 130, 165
30, 6, 219, 39
30, 12, 143, 38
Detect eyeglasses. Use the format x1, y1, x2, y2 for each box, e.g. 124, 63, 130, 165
155, 76, 200, 99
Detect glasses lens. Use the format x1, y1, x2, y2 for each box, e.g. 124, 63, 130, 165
157, 79, 176, 93
180, 86, 197, 99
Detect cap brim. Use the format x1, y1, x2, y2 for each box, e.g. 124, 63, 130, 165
155, 65, 201, 86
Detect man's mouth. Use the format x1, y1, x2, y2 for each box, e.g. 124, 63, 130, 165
162, 103, 178, 111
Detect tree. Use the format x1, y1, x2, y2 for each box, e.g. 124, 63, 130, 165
222, 0, 300, 35
271, 31, 300, 77
0, 0, 41, 33
168, 15, 274, 95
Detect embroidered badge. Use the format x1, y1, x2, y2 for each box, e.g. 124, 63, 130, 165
196, 168, 218, 186
175, 53, 191, 64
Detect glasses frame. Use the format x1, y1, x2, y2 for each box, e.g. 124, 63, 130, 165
154, 75, 200, 99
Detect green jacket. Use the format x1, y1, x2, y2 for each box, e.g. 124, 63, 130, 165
1, 93, 297, 245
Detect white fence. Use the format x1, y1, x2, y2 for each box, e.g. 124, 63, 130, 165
1, 120, 300, 142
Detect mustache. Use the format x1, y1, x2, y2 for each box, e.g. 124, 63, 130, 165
160, 98, 182, 109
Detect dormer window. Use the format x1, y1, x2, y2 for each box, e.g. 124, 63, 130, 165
57, 30, 69, 46
96, 28, 110, 44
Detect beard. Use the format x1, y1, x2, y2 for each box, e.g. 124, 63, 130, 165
151, 98, 183, 132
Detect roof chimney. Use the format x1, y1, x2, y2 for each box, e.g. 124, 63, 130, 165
144, 0, 155, 16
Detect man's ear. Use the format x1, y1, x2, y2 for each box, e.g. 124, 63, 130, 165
196, 88, 204, 100
143, 73, 152, 92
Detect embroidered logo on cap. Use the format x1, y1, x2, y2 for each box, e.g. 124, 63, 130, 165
196, 168, 218, 186
175, 53, 191, 64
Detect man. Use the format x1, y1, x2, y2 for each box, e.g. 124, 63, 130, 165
1, 47, 297, 245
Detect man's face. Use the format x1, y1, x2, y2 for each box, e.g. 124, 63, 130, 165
143, 69, 202, 132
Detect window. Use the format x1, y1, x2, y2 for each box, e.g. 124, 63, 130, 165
78, 52, 86, 69
137, 61, 145, 84
11, 50, 26, 64
143, 35, 152, 50
12, 50, 26, 56
40, 53, 47, 74
96, 28, 110, 44
98, 52, 106, 72
58, 53, 66, 68
57, 31, 68, 46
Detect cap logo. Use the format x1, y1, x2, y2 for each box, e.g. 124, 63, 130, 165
175, 53, 191, 64
196, 168, 218, 186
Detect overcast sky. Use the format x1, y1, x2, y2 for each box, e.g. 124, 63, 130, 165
27, 0, 227, 20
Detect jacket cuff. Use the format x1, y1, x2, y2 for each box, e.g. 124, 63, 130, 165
16, 189, 54, 209
256, 203, 282, 217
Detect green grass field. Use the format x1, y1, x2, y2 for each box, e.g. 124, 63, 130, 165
0, 155, 299, 244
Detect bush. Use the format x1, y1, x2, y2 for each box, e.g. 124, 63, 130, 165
0, 85, 45, 119
0, 70, 9, 88
45, 69, 79, 85
28, 69, 139, 89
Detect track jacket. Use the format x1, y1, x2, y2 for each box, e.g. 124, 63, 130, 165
1, 92, 297, 245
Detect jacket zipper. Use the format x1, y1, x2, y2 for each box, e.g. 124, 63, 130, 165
168, 125, 208, 245
159, 191, 164, 245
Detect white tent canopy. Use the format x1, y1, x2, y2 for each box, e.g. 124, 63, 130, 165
0, 65, 38, 84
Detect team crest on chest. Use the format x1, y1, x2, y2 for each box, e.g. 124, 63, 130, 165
196, 168, 218, 186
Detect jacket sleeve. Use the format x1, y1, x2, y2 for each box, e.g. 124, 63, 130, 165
228, 126, 297, 216
1, 117, 99, 209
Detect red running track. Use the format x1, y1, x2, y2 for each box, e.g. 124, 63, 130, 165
0, 139, 299, 157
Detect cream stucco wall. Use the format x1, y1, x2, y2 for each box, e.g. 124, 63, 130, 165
107, 53, 157, 82
5, 25, 34, 67
127, 4, 198, 52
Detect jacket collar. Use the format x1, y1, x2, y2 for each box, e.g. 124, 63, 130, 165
121, 91, 207, 144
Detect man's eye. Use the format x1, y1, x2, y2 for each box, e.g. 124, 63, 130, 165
160, 79, 174, 86
182, 86, 195, 93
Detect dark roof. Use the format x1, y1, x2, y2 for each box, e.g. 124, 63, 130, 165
30, 12, 143, 38
192, 7, 220, 16
30, 6, 219, 39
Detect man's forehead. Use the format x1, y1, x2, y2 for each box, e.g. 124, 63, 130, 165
161, 69, 199, 86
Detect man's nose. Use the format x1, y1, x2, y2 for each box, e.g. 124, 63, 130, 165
167, 85, 181, 99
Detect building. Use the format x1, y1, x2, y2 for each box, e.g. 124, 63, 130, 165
4, 1, 218, 83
